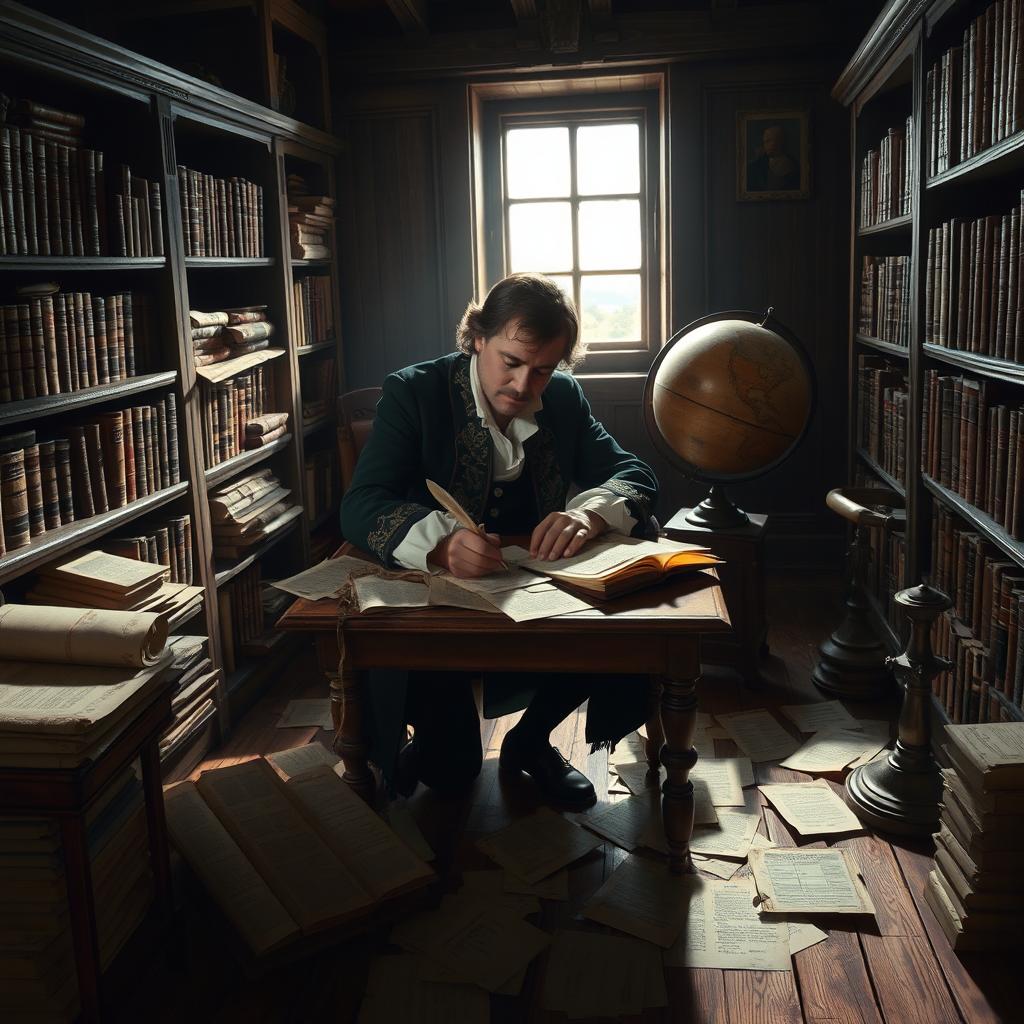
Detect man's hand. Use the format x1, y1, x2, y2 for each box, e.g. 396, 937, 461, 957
429, 527, 505, 578
530, 509, 607, 561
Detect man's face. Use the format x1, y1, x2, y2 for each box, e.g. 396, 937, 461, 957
473, 318, 565, 427
762, 126, 784, 155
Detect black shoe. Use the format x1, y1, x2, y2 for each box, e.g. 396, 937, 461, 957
499, 732, 597, 809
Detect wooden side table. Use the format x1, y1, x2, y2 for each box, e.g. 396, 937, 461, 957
663, 508, 768, 684
0, 682, 175, 1024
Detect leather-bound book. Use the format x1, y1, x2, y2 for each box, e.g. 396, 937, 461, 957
82, 292, 98, 388
0, 128, 17, 253
130, 406, 146, 498
98, 411, 127, 509
165, 392, 180, 484
20, 128, 37, 254
9, 128, 26, 254
69, 291, 88, 388
53, 437, 74, 524
121, 407, 136, 504
84, 421, 108, 514
27, 297, 47, 397
994, 405, 1011, 522
38, 439, 60, 530
4, 305, 22, 402
0, 448, 30, 549
1006, 410, 1020, 530
16, 302, 35, 400
142, 405, 156, 494
156, 399, 169, 490
70, 142, 86, 254
155, 525, 171, 578
52, 292, 73, 392
82, 149, 99, 256
121, 291, 133, 377
92, 294, 109, 386
33, 136, 50, 255
23, 442, 45, 537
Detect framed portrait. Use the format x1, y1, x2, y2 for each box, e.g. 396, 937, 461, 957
736, 110, 811, 201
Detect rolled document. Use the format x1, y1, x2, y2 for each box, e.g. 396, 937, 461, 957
0, 605, 169, 667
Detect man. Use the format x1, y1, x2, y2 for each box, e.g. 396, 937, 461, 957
340, 273, 658, 808
747, 123, 799, 192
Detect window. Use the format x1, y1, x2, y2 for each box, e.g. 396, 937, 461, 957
475, 84, 665, 373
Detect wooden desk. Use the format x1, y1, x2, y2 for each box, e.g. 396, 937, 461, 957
277, 554, 730, 874
0, 682, 174, 1024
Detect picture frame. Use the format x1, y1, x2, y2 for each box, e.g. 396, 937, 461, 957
736, 110, 811, 201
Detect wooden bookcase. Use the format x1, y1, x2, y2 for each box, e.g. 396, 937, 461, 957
0, 0, 345, 773
835, 0, 1024, 727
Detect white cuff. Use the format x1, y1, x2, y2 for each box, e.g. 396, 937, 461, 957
392, 510, 460, 572
566, 487, 637, 536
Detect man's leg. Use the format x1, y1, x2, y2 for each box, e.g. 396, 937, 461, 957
499, 675, 596, 808
402, 670, 482, 796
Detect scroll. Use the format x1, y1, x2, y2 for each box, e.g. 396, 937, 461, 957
0, 605, 168, 668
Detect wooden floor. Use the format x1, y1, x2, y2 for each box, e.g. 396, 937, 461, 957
112, 571, 1021, 1023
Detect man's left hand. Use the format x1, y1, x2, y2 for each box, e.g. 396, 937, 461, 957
529, 509, 607, 561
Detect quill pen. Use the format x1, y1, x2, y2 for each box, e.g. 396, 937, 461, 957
426, 478, 509, 571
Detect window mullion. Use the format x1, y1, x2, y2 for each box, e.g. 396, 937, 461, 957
569, 123, 580, 316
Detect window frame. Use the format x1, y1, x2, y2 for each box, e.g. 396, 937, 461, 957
479, 89, 664, 375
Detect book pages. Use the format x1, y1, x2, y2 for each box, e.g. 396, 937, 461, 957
758, 780, 863, 836
504, 868, 568, 901
588, 781, 717, 844
271, 556, 369, 601
476, 807, 602, 883
285, 766, 433, 900
748, 847, 876, 916
163, 781, 299, 956
780, 700, 860, 733
688, 790, 763, 859
508, 536, 700, 578
0, 605, 168, 667
357, 954, 489, 1024
945, 723, 1024, 783
276, 698, 333, 730
845, 721, 892, 769
582, 853, 691, 947
787, 919, 829, 954
353, 576, 430, 612
716, 709, 801, 761
541, 930, 667, 1019
266, 742, 340, 780
664, 876, 792, 971
779, 729, 889, 774
693, 831, 776, 880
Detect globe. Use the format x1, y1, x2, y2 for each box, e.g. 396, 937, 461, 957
643, 310, 815, 528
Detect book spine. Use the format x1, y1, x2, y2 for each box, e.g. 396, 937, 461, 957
71, 291, 90, 388
92, 294, 109, 386
82, 292, 98, 388
156, 399, 170, 491
122, 291, 134, 377
131, 406, 146, 497
104, 294, 120, 381
98, 411, 127, 509
17, 303, 35, 400
23, 443, 44, 538
0, 128, 17, 253
85, 421, 109, 514
83, 149, 100, 256
38, 439, 60, 531
10, 128, 27, 254
143, 405, 156, 494
122, 408, 136, 504
165, 391, 180, 484
4, 305, 22, 402
150, 180, 164, 257
0, 449, 30, 549
54, 438, 74, 524
54, 294, 74, 393
33, 136, 50, 256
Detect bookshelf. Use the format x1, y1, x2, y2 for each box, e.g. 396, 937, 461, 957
0, 0, 345, 778
836, 0, 1024, 728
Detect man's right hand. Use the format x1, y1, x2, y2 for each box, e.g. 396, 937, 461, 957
429, 527, 505, 578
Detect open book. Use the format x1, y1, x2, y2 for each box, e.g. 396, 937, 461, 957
163, 758, 434, 958
507, 535, 723, 600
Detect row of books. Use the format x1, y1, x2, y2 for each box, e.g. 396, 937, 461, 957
190, 307, 275, 368
106, 512, 194, 587
177, 165, 264, 258
199, 364, 280, 468
159, 635, 218, 764
858, 254, 911, 345
0, 397, 180, 554
926, 0, 1024, 177
304, 446, 338, 527
855, 355, 909, 486
926, 723, 1024, 950
287, 174, 334, 260
921, 370, 1024, 537
291, 274, 334, 347
0, 287, 146, 403
924, 193, 1024, 360
931, 504, 1024, 713
209, 468, 294, 560
218, 561, 269, 674
859, 118, 913, 227
0, 765, 153, 1021
932, 615, 1013, 722
301, 355, 336, 425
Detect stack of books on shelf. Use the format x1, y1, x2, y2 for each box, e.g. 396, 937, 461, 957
855, 354, 908, 485
159, 635, 218, 762
0, 94, 164, 257
301, 355, 336, 426
177, 165, 263, 258
859, 117, 913, 227
858, 254, 912, 345
921, 370, 1024, 537
209, 468, 294, 560
218, 561, 291, 672
200, 364, 288, 468
0, 765, 152, 1021
287, 174, 334, 260
1, 284, 148, 401
106, 512, 194, 586
25, 549, 203, 622
926, 0, 1024, 176
924, 193, 1024, 358
927, 722, 1024, 949
930, 505, 1024, 722
291, 273, 334, 347
0, 397, 179, 554
190, 307, 276, 368
304, 448, 337, 525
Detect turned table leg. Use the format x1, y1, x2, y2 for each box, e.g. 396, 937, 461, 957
644, 676, 665, 771
333, 661, 375, 803
659, 659, 700, 874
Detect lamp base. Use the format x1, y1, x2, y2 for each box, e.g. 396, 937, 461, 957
684, 485, 750, 530
844, 744, 942, 836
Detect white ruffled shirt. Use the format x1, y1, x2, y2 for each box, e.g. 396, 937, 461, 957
393, 354, 636, 571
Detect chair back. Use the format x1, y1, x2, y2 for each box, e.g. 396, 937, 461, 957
337, 387, 382, 490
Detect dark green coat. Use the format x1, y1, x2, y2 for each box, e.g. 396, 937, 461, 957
339, 352, 659, 780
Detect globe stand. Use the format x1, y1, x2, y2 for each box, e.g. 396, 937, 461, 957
845, 582, 951, 836
684, 484, 750, 529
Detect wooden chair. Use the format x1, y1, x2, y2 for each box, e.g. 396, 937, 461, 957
337, 386, 382, 490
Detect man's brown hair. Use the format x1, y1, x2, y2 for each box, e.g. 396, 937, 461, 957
456, 273, 584, 369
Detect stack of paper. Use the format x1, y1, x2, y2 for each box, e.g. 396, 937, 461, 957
159, 635, 218, 764
758, 780, 864, 836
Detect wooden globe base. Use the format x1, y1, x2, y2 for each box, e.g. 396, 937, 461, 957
845, 745, 942, 836
684, 485, 750, 530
